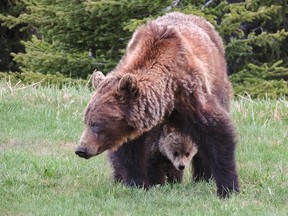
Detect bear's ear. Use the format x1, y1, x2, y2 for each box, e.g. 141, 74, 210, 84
117, 74, 138, 98
162, 124, 175, 136
91, 70, 105, 89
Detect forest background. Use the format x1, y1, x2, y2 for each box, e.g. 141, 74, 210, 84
0, 0, 288, 98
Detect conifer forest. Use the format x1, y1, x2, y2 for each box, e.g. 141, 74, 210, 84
1, 0, 288, 98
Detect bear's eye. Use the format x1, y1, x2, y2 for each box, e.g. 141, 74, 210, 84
173, 152, 179, 157
91, 123, 102, 134
186, 152, 190, 157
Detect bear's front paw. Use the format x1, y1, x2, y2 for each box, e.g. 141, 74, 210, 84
217, 185, 239, 198
124, 179, 148, 190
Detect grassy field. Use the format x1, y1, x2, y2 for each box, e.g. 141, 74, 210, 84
0, 80, 287, 216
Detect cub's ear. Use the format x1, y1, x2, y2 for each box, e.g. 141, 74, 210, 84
162, 124, 175, 136
91, 70, 105, 89
117, 74, 138, 97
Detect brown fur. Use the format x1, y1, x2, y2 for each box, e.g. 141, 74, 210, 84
146, 125, 197, 186
108, 124, 197, 187
76, 12, 239, 197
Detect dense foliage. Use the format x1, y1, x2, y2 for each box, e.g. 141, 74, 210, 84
1, 0, 171, 78
0, 0, 31, 71
0, 0, 287, 97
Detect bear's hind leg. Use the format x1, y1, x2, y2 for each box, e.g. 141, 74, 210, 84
195, 104, 239, 198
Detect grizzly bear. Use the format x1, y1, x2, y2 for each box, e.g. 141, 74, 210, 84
108, 124, 197, 187
75, 12, 239, 197
146, 124, 198, 186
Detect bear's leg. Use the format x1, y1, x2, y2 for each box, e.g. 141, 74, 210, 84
108, 134, 148, 189
108, 151, 125, 183
166, 166, 183, 184
213, 141, 239, 198
211, 138, 239, 198
147, 160, 166, 186
195, 105, 239, 198
192, 150, 212, 182
113, 172, 124, 182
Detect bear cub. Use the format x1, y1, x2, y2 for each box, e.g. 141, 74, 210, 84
146, 124, 198, 186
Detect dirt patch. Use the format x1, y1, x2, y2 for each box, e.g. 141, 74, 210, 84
0, 139, 24, 150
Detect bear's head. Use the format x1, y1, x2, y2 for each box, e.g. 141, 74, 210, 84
159, 125, 198, 171
75, 71, 141, 159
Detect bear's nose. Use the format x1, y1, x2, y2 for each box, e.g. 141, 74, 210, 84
75, 147, 90, 159
178, 165, 185, 170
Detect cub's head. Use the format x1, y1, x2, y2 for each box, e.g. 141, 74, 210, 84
75, 71, 140, 159
159, 125, 198, 171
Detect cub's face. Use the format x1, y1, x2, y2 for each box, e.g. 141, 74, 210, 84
75, 71, 140, 159
159, 131, 198, 171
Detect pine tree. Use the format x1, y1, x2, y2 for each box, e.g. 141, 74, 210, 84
0, 0, 31, 72
1, 0, 287, 97
1, 0, 172, 78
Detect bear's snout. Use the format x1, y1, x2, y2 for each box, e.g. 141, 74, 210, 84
178, 165, 185, 170
75, 146, 91, 159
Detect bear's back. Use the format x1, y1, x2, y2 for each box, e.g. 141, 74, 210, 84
153, 12, 230, 105
154, 12, 224, 56
117, 12, 231, 110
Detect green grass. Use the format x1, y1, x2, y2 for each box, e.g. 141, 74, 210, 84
0, 81, 287, 216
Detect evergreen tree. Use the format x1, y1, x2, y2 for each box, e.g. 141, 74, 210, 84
0, 0, 31, 71
1, 0, 172, 78
1, 0, 287, 97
